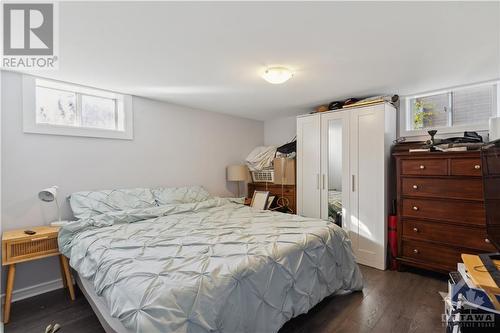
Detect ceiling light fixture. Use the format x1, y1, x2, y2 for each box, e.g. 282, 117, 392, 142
261, 66, 294, 84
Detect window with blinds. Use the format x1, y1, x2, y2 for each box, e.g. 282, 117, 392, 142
452, 85, 494, 126
406, 83, 498, 132
410, 92, 450, 130
22, 75, 133, 140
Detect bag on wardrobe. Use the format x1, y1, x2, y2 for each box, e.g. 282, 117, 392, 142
277, 140, 296, 154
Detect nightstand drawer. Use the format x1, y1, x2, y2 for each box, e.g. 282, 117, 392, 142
4, 236, 59, 264
2, 226, 61, 266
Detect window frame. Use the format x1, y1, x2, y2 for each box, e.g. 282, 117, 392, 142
400, 81, 500, 138
23, 75, 133, 140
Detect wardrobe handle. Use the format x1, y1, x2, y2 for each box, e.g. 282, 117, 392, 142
322, 174, 326, 190
352, 175, 355, 192
474, 165, 481, 170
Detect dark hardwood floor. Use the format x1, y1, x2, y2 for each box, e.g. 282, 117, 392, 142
5, 265, 447, 333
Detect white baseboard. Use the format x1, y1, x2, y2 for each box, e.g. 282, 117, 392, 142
1, 278, 64, 303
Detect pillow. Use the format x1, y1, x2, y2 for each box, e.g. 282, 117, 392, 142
152, 186, 211, 205
69, 188, 156, 219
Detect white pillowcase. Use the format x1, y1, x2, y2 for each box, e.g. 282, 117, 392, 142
152, 186, 211, 205
69, 188, 156, 219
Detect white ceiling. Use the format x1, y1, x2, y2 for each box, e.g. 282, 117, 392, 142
28, 1, 500, 121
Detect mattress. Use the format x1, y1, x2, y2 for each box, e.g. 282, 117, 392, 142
75, 273, 130, 333
60, 197, 363, 333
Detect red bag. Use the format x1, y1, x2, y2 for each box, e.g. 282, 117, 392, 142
388, 216, 398, 270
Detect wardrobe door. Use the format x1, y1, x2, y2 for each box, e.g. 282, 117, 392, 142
320, 112, 350, 228
349, 106, 387, 270
297, 115, 321, 218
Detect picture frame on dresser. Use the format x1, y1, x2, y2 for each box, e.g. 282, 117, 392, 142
247, 183, 297, 214
251, 191, 269, 210
393, 149, 496, 273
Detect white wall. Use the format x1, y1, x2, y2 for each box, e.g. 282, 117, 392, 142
264, 105, 491, 148
1, 71, 263, 295
264, 116, 297, 146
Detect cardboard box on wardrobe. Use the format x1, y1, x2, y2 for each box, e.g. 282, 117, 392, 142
273, 158, 295, 185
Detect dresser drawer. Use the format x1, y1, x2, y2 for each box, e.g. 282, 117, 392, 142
402, 240, 461, 271
450, 159, 482, 176
249, 185, 295, 195
274, 187, 295, 195
275, 194, 295, 207
401, 159, 447, 176
401, 198, 485, 225
3, 236, 59, 265
401, 177, 483, 200
402, 219, 495, 252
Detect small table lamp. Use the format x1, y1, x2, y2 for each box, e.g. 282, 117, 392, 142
38, 185, 69, 227
227, 165, 248, 197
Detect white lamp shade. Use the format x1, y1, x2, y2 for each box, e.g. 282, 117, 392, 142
38, 186, 58, 202
490, 117, 500, 141
227, 165, 248, 182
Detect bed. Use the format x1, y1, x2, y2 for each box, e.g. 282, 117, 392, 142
59, 187, 363, 333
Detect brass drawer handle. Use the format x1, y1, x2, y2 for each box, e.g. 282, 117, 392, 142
31, 236, 48, 242
413, 227, 419, 232
412, 206, 419, 211
474, 165, 481, 170
412, 185, 418, 190
419, 165, 425, 170
413, 249, 419, 254
485, 238, 490, 243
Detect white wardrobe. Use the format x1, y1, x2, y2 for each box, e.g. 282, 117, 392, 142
296, 103, 396, 270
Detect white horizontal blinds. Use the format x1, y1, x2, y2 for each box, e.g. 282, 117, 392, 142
36, 86, 77, 126
81, 95, 117, 130
452, 85, 494, 126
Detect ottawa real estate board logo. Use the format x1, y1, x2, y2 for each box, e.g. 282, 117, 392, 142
1, 2, 59, 69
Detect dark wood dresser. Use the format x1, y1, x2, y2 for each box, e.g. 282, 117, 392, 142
394, 150, 496, 273
247, 183, 296, 214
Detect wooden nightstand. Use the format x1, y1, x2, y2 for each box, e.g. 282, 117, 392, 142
2, 226, 75, 324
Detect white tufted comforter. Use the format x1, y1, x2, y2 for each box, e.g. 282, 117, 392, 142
59, 198, 363, 333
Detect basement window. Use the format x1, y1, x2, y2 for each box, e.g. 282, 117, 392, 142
401, 81, 499, 137
23, 76, 133, 140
